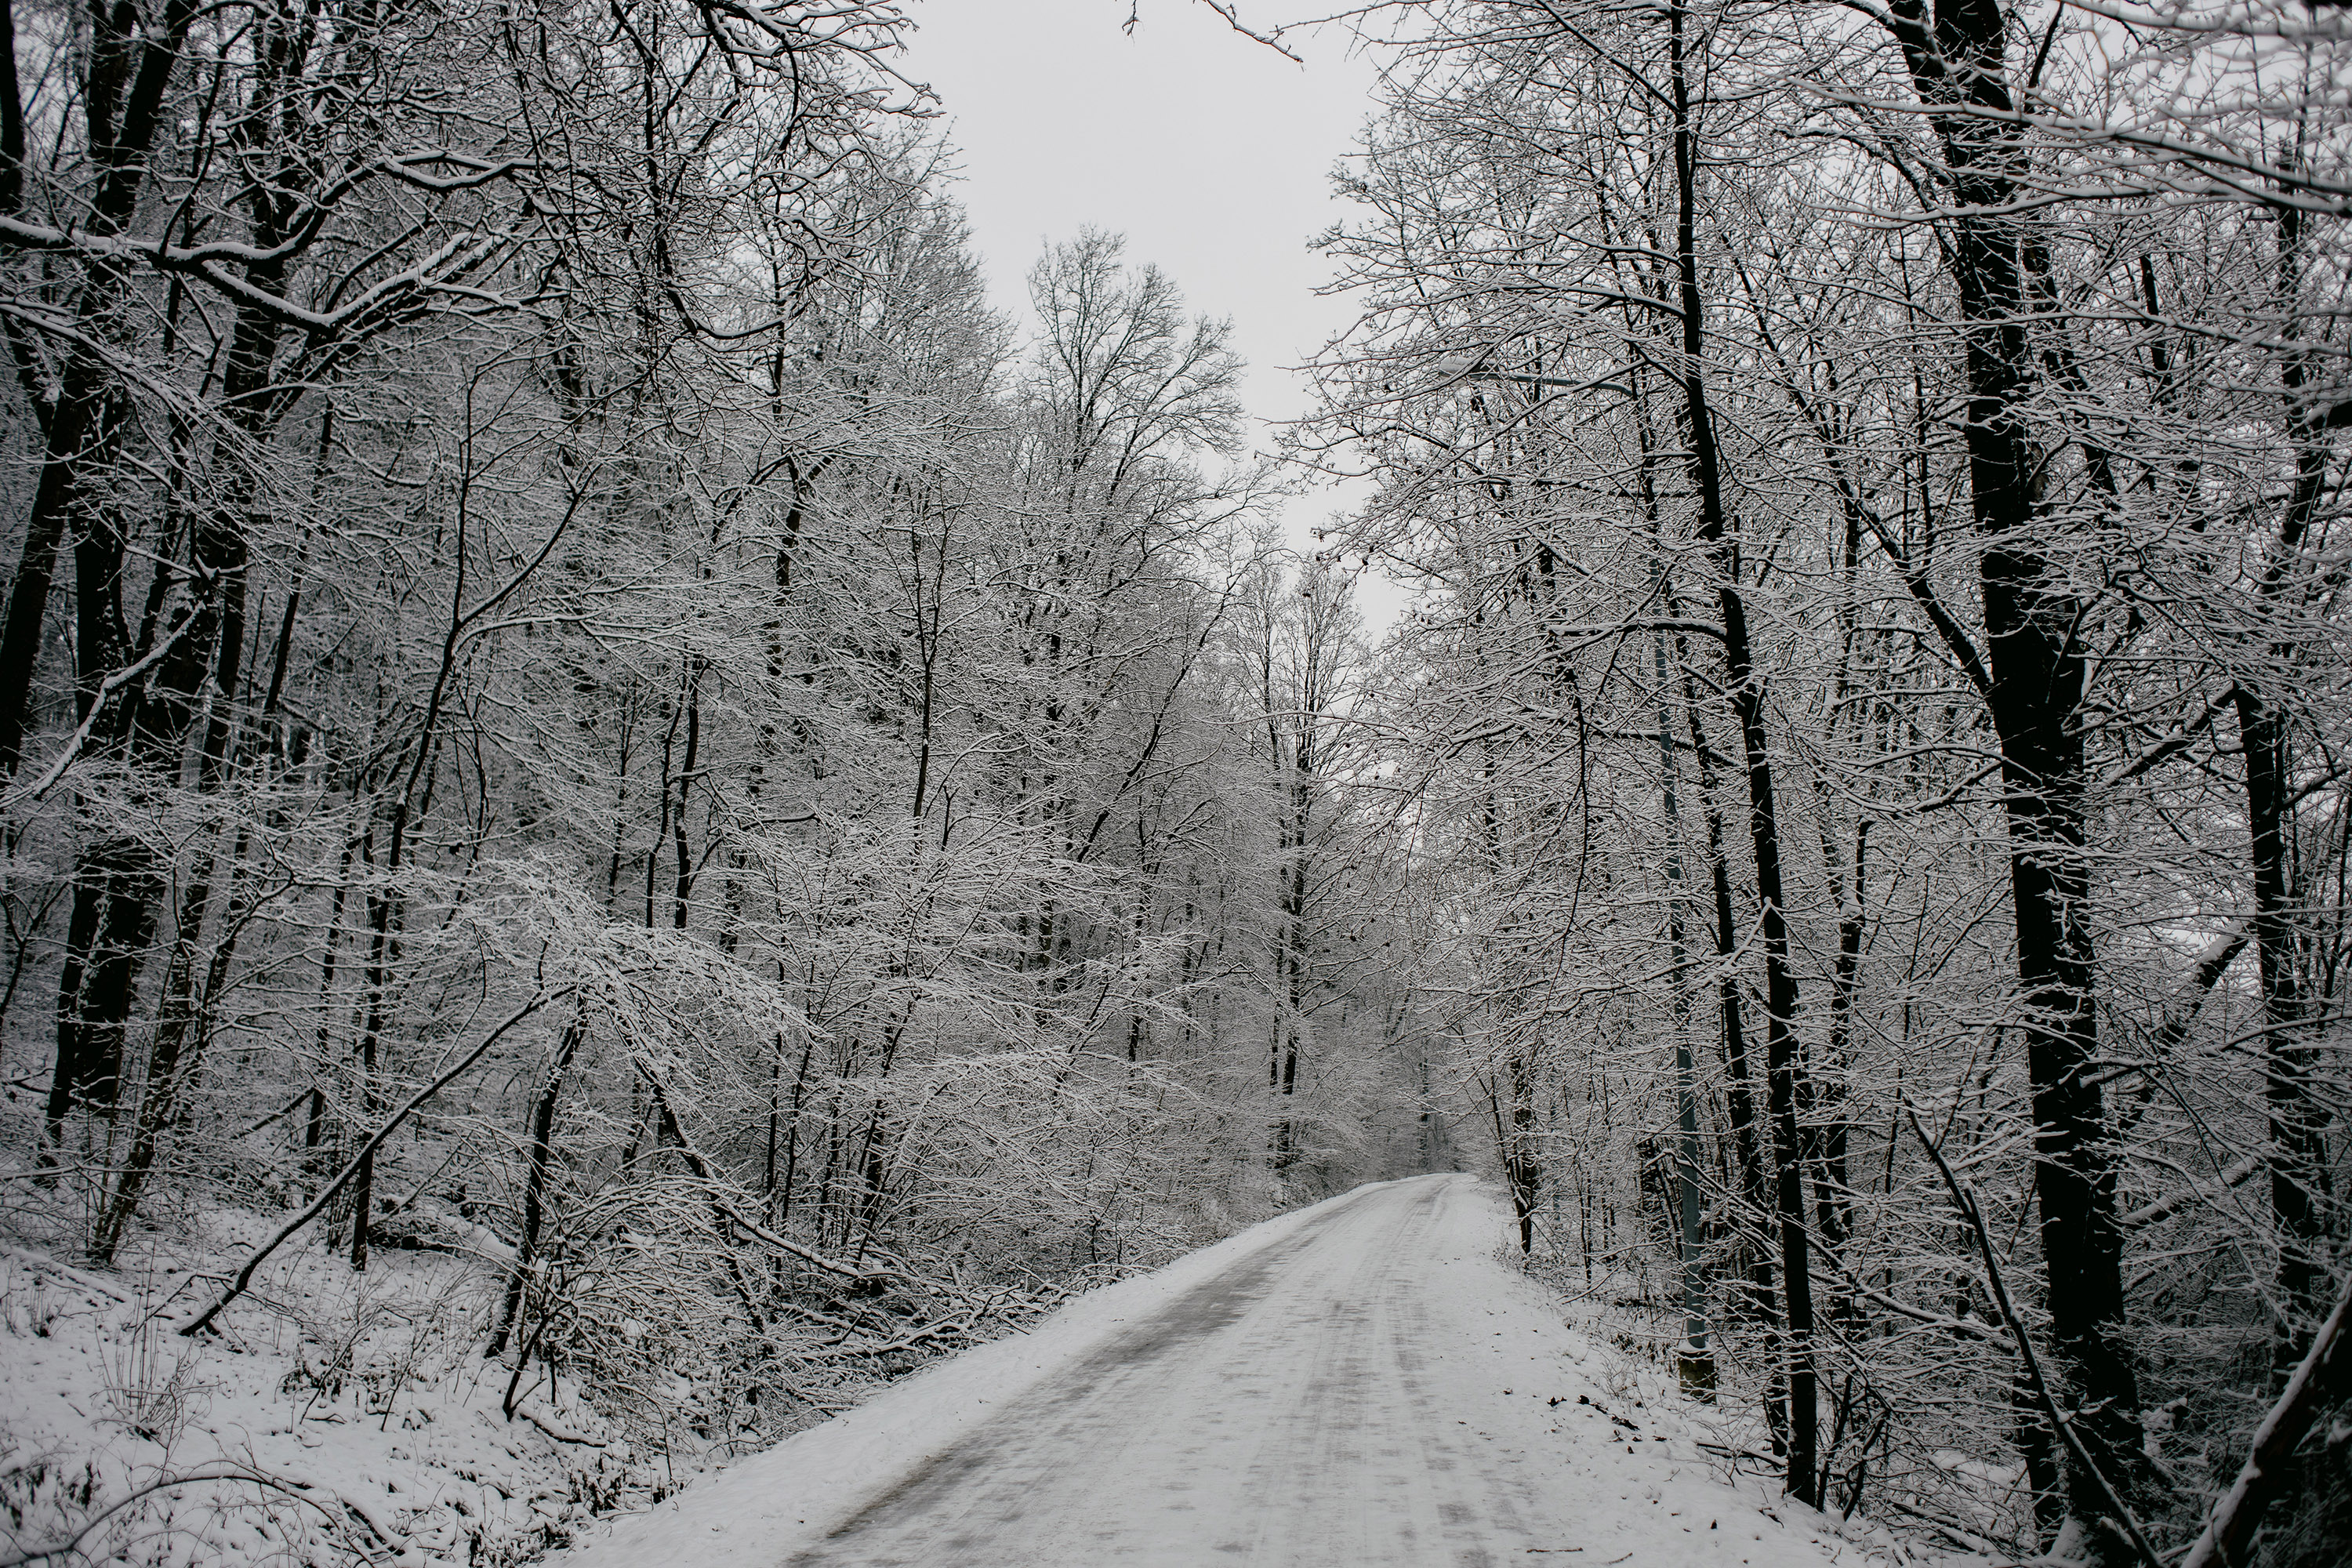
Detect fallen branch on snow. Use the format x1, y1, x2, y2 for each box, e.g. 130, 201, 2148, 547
0, 1463, 416, 1568
1, 1245, 133, 1304
179, 988, 568, 1338
510, 1399, 607, 1447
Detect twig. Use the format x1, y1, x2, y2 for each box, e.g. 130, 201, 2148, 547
1902, 1101, 2165, 1568
0, 1463, 408, 1567
1693, 1437, 1783, 1469
1151, 1, 1301, 60
179, 987, 568, 1337
233, 1085, 320, 1142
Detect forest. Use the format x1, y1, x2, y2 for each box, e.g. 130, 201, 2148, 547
0, 1, 2347, 1566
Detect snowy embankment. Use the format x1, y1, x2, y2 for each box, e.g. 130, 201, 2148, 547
558, 1174, 1901, 1568
0, 1174, 1275, 1568
1, 1218, 638, 1568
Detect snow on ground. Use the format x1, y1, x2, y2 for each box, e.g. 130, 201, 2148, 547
0, 1211, 640, 1568
0, 1166, 1286, 1568
558, 1174, 1901, 1568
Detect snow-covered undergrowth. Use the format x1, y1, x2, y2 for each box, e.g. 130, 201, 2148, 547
1523, 1243, 2003, 1568
0, 1186, 1200, 1568
3, 1207, 661, 1568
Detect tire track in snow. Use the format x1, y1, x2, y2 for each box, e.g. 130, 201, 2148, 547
787, 1177, 1549, 1566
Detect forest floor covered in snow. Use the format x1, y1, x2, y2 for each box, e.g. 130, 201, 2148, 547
557, 1174, 1947, 1568
0, 1183, 1101, 1568
2, 1197, 677, 1568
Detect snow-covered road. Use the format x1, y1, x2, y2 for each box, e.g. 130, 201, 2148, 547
563, 1174, 1849, 1568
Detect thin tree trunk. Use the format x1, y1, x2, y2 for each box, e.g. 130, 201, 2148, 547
490, 1011, 585, 1360
1664, 1, 1814, 1499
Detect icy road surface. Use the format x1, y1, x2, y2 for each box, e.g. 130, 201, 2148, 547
562, 1174, 1847, 1568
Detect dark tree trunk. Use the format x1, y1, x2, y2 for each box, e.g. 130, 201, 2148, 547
1664, 1, 1816, 1502
0, 0, 203, 774
38, 9, 311, 1228
43, 837, 158, 1151
491, 1012, 585, 1360
2238, 194, 2336, 1386
1878, 0, 2148, 1530
1681, 654, 1786, 1445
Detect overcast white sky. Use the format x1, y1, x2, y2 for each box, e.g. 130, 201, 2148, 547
899, 1, 1385, 554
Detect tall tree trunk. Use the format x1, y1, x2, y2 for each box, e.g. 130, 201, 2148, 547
1664, 0, 1815, 1501
1639, 379, 1713, 1395
1878, 0, 2148, 1530
2237, 191, 2336, 1386
1682, 654, 1785, 1446
0, 0, 203, 774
